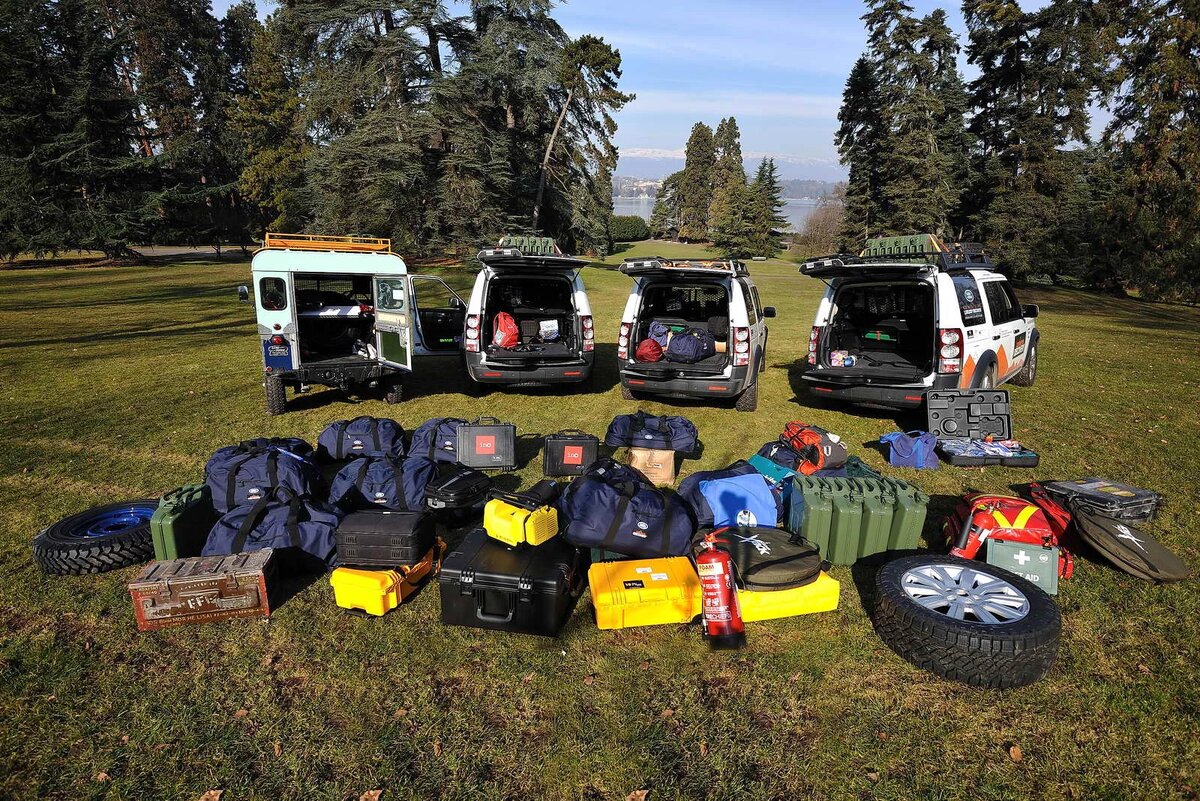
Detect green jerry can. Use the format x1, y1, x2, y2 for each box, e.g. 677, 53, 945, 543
150, 484, 219, 561
855, 479, 895, 559
882, 479, 929, 550
785, 477, 930, 565
787, 478, 833, 556
825, 478, 864, 565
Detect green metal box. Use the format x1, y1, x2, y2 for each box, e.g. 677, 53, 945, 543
786, 476, 929, 565
150, 484, 219, 562
984, 540, 1060, 595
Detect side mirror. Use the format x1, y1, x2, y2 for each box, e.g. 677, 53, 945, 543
450, 296, 465, 311
1023, 304, 1039, 319
237, 285, 250, 304
763, 306, 777, 318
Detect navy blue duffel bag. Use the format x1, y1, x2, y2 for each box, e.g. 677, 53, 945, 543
664, 327, 717, 364
409, 417, 468, 463
328, 456, 438, 512
317, 416, 406, 461
203, 487, 342, 567
604, 411, 698, 453
205, 443, 322, 514
559, 459, 696, 558
677, 460, 778, 528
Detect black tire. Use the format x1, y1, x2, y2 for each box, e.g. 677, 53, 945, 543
734, 379, 758, 412
620, 384, 637, 401
383, 377, 403, 404
33, 500, 159, 575
1010, 340, 1038, 387
873, 554, 1061, 688
265, 374, 287, 416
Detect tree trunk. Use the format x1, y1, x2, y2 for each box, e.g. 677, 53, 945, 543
532, 88, 573, 232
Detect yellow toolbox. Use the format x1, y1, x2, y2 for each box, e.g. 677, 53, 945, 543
736, 571, 841, 622
588, 556, 702, 629
483, 489, 560, 548
330, 539, 444, 616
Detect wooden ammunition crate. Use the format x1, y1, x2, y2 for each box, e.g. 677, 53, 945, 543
128, 550, 276, 632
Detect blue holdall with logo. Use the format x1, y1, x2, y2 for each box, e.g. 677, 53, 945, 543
559, 458, 695, 558
409, 417, 468, 463
205, 443, 322, 514
696, 472, 781, 529
664, 327, 717, 364
317, 416, 406, 462
679, 461, 758, 526
328, 456, 439, 512
879, 431, 939, 469
203, 487, 342, 567
604, 411, 698, 453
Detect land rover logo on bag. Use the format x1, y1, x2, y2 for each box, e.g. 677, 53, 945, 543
631, 521, 650, 539
351, 439, 364, 450
637, 521, 648, 530
247, 487, 262, 500
373, 491, 387, 504
964, 289, 975, 302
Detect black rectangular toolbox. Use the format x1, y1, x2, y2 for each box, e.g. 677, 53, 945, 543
542, 430, 600, 477
425, 464, 493, 526
335, 509, 437, 568
1042, 478, 1163, 523
926, 389, 1038, 467
456, 417, 517, 470
438, 527, 587, 637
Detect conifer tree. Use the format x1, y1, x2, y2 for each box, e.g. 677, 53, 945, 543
747, 158, 787, 257
835, 56, 885, 248
649, 171, 683, 239
676, 122, 715, 241
707, 117, 747, 240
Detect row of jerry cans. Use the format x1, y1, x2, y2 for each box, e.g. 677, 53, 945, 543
785, 477, 929, 566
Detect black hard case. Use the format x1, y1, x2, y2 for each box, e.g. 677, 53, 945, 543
456, 418, 517, 470
335, 510, 437, 567
438, 527, 587, 637
542, 430, 600, 477
1042, 478, 1163, 523
425, 465, 493, 527
926, 389, 1038, 467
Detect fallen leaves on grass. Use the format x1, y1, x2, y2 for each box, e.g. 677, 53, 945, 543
233, 708, 249, 719
522, 672, 535, 683
359, 791, 383, 801
273, 741, 282, 758
659, 708, 674, 719
433, 740, 442, 757
639, 660, 651, 671
119, 735, 129, 745
625, 791, 649, 801
95, 772, 111, 782
699, 741, 708, 757
583, 674, 595, 686
197, 791, 223, 801
866, 771, 880, 783
1009, 745, 1023, 762
393, 708, 408, 718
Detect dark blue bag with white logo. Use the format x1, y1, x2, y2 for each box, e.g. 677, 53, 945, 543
664, 327, 717, 364
558, 458, 695, 558
317, 416, 406, 462
328, 456, 438, 512
205, 443, 322, 514
879, 430, 939, 470
604, 411, 698, 453
648, 320, 671, 347
678, 461, 781, 528
409, 417, 468, 463
203, 487, 342, 567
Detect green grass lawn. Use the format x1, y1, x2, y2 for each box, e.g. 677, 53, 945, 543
1, 243, 1198, 800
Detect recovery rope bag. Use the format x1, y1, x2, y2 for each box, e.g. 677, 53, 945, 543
409, 417, 467, 463
604, 411, 698, 453
328, 456, 438, 513
317, 416, 406, 462
780, 422, 849, 475
205, 443, 321, 514
203, 487, 342, 568
493, 312, 519, 348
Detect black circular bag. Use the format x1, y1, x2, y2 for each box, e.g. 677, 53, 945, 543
704, 526, 825, 590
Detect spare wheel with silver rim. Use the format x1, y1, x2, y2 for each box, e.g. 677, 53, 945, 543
873, 554, 1061, 688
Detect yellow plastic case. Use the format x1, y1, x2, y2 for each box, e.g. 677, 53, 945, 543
736, 571, 840, 622
483, 498, 559, 547
330, 539, 443, 616
588, 557, 701, 630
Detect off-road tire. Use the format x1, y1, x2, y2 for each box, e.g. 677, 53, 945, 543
265, 374, 287, 416
33, 500, 158, 575
734, 379, 758, 412
1010, 341, 1038, 387
873, 554, 1061, 688
383, 377, 404, 404
620, 384, 637, 401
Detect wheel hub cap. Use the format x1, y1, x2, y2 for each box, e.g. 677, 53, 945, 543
900, 563, 1030, 624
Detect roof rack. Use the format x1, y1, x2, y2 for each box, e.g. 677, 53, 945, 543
619, 256, 748, 276
262, 233, 392, 253
800, 241, 994, 275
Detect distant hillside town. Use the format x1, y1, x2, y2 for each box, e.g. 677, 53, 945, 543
613, 175, 838, 201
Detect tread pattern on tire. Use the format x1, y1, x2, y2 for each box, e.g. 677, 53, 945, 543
265, 375, 287, 416
1010, 342, 1037, 387
872, 555, 1061, 688
734, 380, 758, 412
33, 499, 158, 576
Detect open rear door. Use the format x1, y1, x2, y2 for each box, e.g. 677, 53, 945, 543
373, 275, 414, 371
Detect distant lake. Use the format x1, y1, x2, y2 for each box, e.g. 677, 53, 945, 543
612, 196, 819, 232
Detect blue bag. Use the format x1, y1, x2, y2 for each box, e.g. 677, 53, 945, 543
648, 320, 671, 347
664, 327, 717, 364
205, 443, 322, 514
317, 416, 406, 461
236, 437, 315, 461
203, 488, 342, 567
559, 459, 696, 558
879, 431, 939, 469
698, 473, 781, 529
747, 454, 797, 487
678, 460, 760, 527
409, 417, 468, 463
604, 411, 698, 453
328, 456, 438, 512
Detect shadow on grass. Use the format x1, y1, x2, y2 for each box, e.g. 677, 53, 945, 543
777, 360, 927, 430
0, 316, 250, 350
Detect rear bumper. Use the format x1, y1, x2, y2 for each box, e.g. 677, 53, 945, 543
274, 361, 399, 387
466, 352, 594, 385
621, 365, 749, 399
801, 371, 957, 408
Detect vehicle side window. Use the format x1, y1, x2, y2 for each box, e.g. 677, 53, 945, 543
750, 285, 764, 320
259, 277, 286, 311
1000, 280, 1023, 318
983, 281, 1016, 324
412, 277, 458, 309
741, 280, 759, 325
951, 273, 986, 327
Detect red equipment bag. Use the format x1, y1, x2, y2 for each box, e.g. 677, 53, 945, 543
493, 312, 519, 349
780, 422, 848, 475
944, 493, 1074, 579
634, 338, 663, 363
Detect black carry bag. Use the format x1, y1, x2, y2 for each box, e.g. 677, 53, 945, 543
334, 509, 437, 568
702, 526, 825, 590
1069, 505, 1189, 584
543, 430, 600, 477
438, 527, 587, 637
425, 464, 494, 525
456, 417, 517, 470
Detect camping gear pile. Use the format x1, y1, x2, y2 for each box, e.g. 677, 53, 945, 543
32, 399, 1191, 688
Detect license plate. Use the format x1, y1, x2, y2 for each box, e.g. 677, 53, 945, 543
267, 345, 289, 357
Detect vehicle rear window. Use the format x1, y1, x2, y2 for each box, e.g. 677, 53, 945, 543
951, 274, 986, 327
259, 277, 286, 311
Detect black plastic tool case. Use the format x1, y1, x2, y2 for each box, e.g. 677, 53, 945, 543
456, 418, 517, 470
542, 430, 600, 477
1042, 478, 1163, 523
425, 465, 493, 526
926, 389, 1038, 467
335, 510, 436, 567
438, 527, 586, 636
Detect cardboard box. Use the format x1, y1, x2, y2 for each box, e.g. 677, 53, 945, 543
628, 447, 677, 485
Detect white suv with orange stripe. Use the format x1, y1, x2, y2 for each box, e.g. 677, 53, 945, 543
799, 240, 1039, 409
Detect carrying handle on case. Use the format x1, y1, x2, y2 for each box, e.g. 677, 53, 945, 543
474, 589, 516, 623
470, 416, 503, 426
551, 429, 592, 438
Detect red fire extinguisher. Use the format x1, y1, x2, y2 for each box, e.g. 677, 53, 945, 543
696, 532, 746, 650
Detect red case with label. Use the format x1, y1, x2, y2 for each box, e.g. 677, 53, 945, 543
543, 430, 600, 477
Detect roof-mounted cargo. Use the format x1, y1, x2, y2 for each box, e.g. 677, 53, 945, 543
477, 235, 589, 270
619, 257, 749, 278
800, 234, 994, 278
261, 232, 393, 253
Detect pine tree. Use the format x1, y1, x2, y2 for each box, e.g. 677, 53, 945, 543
835, 56, 885, 248
707, 117, 747, 241
746, 158, 787, 257
676, 122, 715, 241
922, 10, 970, 236
649, 170, 683, 239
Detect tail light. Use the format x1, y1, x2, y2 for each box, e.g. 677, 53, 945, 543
807, 326, 822, 365
465, 314, 480, 353
617, 322, 631, 360
581, 315, 594, 352
733, 327, 750, 366
269, 335, 286, 346
938, 328, 963, 373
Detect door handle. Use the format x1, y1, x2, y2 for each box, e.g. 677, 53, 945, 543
992, 335, 1001, 341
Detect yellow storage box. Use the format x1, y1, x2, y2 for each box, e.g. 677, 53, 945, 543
330, 540, 443, 616
736, 571, 840, 622
589, 557, 702, 630
484, 495, 559, 548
